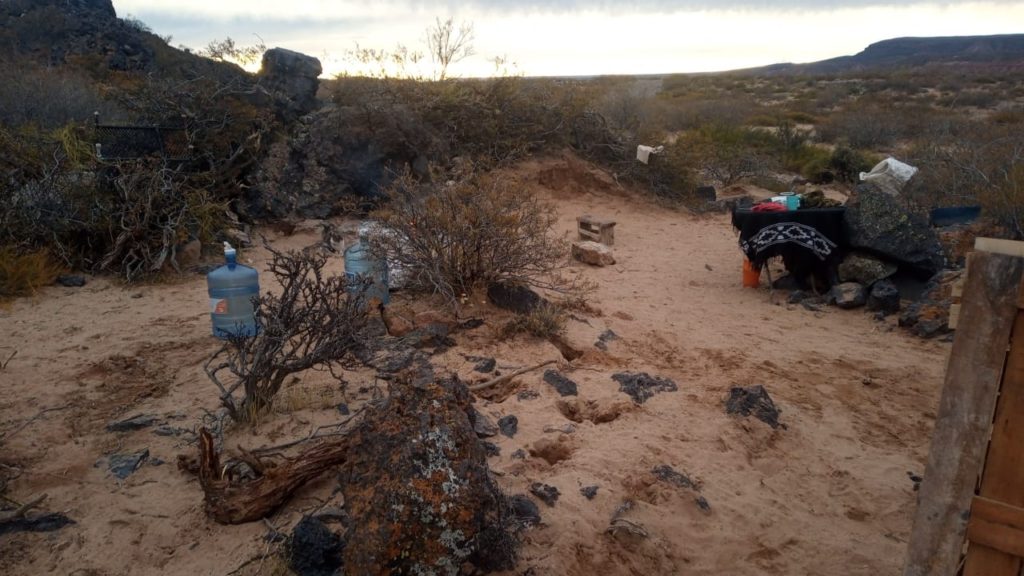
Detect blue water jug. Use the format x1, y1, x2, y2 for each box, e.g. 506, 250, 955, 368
207, 242, 260, 338
344, 229, 389, 305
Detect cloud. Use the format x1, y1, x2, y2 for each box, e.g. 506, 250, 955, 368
116, 0, 1021, 21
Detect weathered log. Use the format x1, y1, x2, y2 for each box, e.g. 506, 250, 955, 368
340, 374, 518, 575
194, 428, 352, 524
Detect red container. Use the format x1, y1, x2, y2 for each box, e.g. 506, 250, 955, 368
742, 259, 761, 288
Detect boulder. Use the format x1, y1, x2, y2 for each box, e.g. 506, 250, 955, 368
259, 48, 323, 117
867, 280, 901, 315
838, 252, 897, 286
830, 282, 867, 309
571, 241, 615, 266
844, 187, 945, 277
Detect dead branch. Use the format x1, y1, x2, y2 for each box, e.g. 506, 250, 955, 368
0, 403, 71, 444
0, 493, 46, 524
469, 359, 556, 392
250, 405, 372, 455
193, 428, 352, 524
0, 349, 16, 370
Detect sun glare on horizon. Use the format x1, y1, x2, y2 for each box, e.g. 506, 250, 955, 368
112, 1, 1024, 77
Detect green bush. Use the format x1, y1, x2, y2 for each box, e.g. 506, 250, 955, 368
828, 147, 875, 184
798, 148, 835, 184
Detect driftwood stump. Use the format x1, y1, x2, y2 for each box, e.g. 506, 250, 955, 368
340, 374, 517, 574
192, 428, 351, 524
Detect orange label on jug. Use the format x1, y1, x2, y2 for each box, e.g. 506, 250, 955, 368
210, 298, 228, 314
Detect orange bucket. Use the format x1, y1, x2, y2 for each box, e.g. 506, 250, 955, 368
742, 259, 761, 288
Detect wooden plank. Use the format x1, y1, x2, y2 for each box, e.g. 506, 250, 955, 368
967, 497, 1024, 559
964, 310, 1024, 575
976, 237, 1024, 258
949, 304, 961, 330
903, 251, 1024, 576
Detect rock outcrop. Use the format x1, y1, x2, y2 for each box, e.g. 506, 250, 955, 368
258, 48, 322, 118
245, 104, 444, 219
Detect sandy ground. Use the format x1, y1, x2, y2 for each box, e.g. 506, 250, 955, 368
0, 154, 949, 576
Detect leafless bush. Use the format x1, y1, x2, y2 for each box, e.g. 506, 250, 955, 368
371, 171, 569, 305
907, 125, 1024, 238
205, 247, 371, 423
98, 159, 223, 280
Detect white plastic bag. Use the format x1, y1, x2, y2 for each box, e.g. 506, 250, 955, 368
859, 157, 918, 196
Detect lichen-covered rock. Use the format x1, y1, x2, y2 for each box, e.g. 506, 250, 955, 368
844, 187, 945, 277
340, 375, 517, 575
571, 241, 615, 266
838, 252, 897, 286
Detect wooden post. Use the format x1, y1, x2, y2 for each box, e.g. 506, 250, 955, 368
962, 307, 1024, 574
903, 251, 1024, 576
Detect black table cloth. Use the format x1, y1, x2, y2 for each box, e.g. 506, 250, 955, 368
731, 207, 847, 286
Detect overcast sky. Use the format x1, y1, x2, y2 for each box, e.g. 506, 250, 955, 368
113, 1, 1024, 77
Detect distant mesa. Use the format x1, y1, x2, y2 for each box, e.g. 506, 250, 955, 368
733, 34, 1024, 75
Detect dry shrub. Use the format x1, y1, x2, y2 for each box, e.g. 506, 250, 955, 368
1, 126, 226, 282
205, 247, 370, 423
500, 302, 566, 340
0, 247, 62, 298
906, 124, 1024, 238
371, 171, 568, 304
98, 160, 224, 280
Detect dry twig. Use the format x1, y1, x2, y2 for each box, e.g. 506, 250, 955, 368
468, 359, 556, 392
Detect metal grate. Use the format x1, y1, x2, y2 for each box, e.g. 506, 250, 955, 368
93, 115, 190, 161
